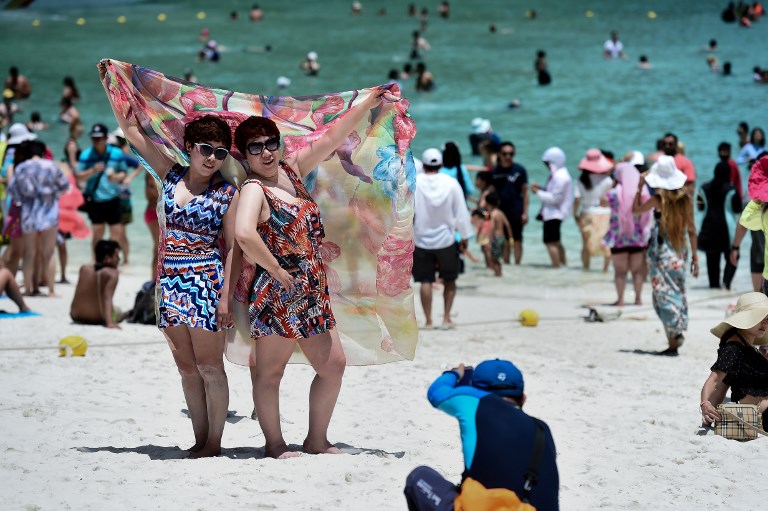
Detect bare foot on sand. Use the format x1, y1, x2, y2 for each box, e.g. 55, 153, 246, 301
265, 443, 301, 459
303, 440, 342, 455
189, 446, 221, 459
186, 442, 205, 453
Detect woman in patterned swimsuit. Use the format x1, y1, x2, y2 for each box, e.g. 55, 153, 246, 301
233, 90, 385, 458
102, 60, 240, 458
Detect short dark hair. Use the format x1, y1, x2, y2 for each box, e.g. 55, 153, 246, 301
95, 240, 120, 263
663, 132, 678, 143
475, 170, 492, 185
234, 116, 280, 155
29, 140, 46, 157
485, 193, 499, 207
498, 141, 515, 151
183, 115, 232, 152
718, 141, 731, 152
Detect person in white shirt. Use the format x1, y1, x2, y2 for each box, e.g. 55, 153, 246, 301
573, 148, 614, 271
603, 31, 625, 60
412, 148, 473, 329
531, 147, 573, 268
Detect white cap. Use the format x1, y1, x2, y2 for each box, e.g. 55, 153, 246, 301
110, 127, 125, 139
307, 51, 318, 61
628, 150, 644, 167
422, 148, 443, 167
276, 76, 291, 88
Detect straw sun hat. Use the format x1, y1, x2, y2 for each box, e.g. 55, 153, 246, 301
711, 292, 768, 338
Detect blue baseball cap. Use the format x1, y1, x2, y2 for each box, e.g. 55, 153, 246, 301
471, 359, 524, 397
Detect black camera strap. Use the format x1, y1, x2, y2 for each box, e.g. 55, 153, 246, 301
521, 419, 546, 503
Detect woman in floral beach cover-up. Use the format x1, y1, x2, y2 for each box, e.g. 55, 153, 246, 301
633, 155, 699, 356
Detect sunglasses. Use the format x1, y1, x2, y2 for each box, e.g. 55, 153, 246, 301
500, 152, 515, 157
195, 143, 229, 161
247, 137, 280, 155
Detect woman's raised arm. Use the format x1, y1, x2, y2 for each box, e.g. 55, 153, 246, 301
98, 59, 175, 180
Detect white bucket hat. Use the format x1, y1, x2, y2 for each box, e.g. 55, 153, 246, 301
7, 122, 37, 145
644, 155, 686, 190
711, 292, 768, 338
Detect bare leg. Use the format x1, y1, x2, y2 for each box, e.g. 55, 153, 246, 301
253, 334, 300, 458
91, 223, 106, 256
188, 328, 228, 458
629, 251, 645, 305
108, 223, 126, 262
490, 258, 501, 276
419, 282, 433, 327
580, 229, 590, 270
545, 243, 561, 268
612, 253, 628, 306
21, 232, 36, 294
299, 330, 346, 454
119, 224, 130, 264
513, 240, 523, 265
442, 279, 457, 326
57, 240, 69, 283
752, 273, 762, 292
39, 228, 57, 296
3, 237, 23, 275
502, 238, 511, 264
557, 242, 567, 266
163, 326, 208, 453
0, 268, 29, 312
481, 244, 492, 269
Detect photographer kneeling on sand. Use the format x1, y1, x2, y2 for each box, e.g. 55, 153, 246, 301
404, 359, 559, 511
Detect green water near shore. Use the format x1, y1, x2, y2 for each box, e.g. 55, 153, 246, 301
1, 0, 765, 288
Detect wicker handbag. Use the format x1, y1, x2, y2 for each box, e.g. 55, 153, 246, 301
715, 403, 767, 441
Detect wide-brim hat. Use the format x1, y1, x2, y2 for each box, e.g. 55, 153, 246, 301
578, 148, 613, 173
7, 122, 37, 145
645, 155, 687, 190
748, 155, 768, 202
711, 292, 768, 338
628, 150, 645, 167
471, 117, 491, 134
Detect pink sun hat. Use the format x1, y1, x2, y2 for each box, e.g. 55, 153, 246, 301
578, 148, 613, 173
748, 155, 768, 202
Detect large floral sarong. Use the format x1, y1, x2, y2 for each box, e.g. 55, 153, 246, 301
101, 59, 418, 365
647, 226, 688, 339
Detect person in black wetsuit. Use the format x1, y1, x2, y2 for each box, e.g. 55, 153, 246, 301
403, 359, 559, 511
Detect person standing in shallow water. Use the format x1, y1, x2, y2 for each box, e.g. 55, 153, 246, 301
633, 155, 699, 356
100, 60, 240, 458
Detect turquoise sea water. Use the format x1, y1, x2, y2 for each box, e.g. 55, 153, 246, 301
1, 0, 766, 286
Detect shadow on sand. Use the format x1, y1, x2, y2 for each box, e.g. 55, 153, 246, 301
76, 442, 405, 460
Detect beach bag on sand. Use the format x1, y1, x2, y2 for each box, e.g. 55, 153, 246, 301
454, 421, 544, 511
715, 403, 768, 441
127, 281, 156, 325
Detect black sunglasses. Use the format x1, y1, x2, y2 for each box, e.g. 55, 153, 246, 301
247, 137, 280, 155
195, 143, 229, 161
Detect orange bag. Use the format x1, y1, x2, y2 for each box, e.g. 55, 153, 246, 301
454, 477, 536, 511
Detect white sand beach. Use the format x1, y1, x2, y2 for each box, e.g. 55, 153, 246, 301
1, 257, 767, 510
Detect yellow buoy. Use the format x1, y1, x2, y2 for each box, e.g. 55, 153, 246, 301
518, 309, 540, 327
157, 13, 167, 22
648, 11, 657, 19
32, 19, 41, 27
196, 11, 206, 20
58, 336, 88, 357
585, 10, 594, 18
76, 17, 86, 26
117, 15, 126, 24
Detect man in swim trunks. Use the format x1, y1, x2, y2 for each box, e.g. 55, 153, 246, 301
70, 240, 123, 328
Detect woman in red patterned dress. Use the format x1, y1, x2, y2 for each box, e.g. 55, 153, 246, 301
233, 90, 385, 458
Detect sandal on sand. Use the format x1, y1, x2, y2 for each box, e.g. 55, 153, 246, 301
655, 348, 679, 357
